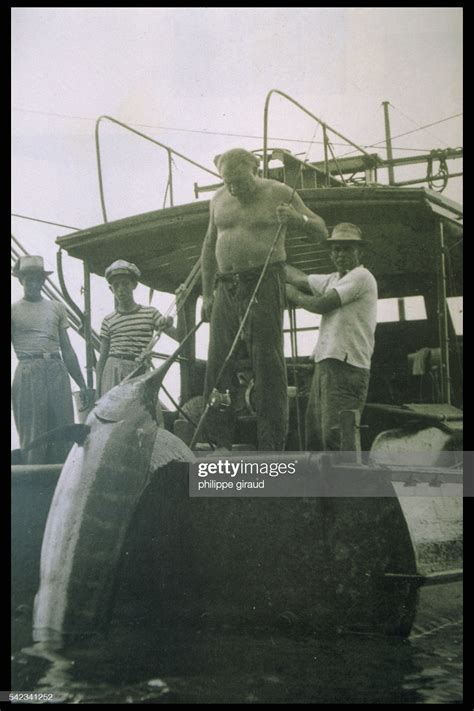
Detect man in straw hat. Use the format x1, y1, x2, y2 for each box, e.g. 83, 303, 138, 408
285, 223, 378, 450
200, 148, 328, 451
11, 255, 90, 464
96, 259, 178, 398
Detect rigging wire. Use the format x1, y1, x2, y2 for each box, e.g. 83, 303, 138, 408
335, 112, 463, 160
12, 106, 461, 154
389, 102, 449, 148
11, 213, 82, 231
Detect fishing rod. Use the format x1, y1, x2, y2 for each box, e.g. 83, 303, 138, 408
160, 382, 200, 429
189, 123, 322, 450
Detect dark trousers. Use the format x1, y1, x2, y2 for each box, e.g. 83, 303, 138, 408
204, 263, 288, 450
305, 358, 370, 451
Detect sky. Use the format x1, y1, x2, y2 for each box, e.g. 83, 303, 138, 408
11, 7, 463, 446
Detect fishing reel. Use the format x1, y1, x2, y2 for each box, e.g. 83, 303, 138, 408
209, 357, 256, 415
209, 375, 256, 416
209, 388, 232, 411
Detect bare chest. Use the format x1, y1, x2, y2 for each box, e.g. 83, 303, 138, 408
214, 194, 279, 232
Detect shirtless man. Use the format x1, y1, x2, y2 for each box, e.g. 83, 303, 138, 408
200, 148, 328, 450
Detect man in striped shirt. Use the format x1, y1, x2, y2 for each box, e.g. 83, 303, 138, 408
96, 260, 178, 397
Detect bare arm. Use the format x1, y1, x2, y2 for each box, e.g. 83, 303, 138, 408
95, 338, 110, 395
200, 203, 218, 321
284, 264, 312, 292
276, 188, 329, 241
159, 316, 179, 342
59, 328, 88, 390
286, 284, 341, 314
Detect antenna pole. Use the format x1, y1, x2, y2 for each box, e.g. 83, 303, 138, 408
382, 101, 396, 185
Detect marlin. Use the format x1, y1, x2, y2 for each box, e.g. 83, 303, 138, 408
32, 328, 198, 646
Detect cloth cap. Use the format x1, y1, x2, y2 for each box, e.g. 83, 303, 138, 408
325, 223, 365, 244
105, 260, 141, 283
12, 255, 53, 278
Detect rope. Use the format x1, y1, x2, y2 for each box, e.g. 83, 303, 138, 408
11, 213, 81, 231
336, 112, 463, 160
389, 102, 449, 148
427, 153, 449, 192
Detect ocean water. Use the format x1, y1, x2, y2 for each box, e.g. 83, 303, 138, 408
11, 613, 462, 704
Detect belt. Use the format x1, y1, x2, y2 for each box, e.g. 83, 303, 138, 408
217, 261, 285, 284
109, 353, 141, 362
18, 353, 61, 361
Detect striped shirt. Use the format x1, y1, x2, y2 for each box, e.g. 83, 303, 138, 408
100, 305, 164, 357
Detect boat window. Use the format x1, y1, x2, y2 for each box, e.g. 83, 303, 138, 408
377, 299, 399, 323
403, 296, 427, 321
284, 309, 321, 330
284, 308, 320, 357
284, 329, 319, 357
377, 296, 427, 323
447, 296, 463, 336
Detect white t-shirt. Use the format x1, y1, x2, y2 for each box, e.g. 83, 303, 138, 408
308, 266, 377, 370
11, 298, 69, 356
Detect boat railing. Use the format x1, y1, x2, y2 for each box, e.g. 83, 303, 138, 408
262, 89, 378, 185
94, 115, 221, 223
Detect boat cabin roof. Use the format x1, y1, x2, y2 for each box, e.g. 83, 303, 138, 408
56, 186, 462, 298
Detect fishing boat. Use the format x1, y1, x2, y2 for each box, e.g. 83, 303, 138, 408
11, 91, 463, 646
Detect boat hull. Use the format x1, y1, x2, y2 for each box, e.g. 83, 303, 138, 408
12, 456, 462, 646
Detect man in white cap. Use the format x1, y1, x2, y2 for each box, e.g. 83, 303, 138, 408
285, 223, 378, 450
96, 260, 178, 397
200, 147, 328, 451
11, 255, 90, 464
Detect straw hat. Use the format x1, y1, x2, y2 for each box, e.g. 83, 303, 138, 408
12, 255, 53, 278
325, 223, 365, 244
